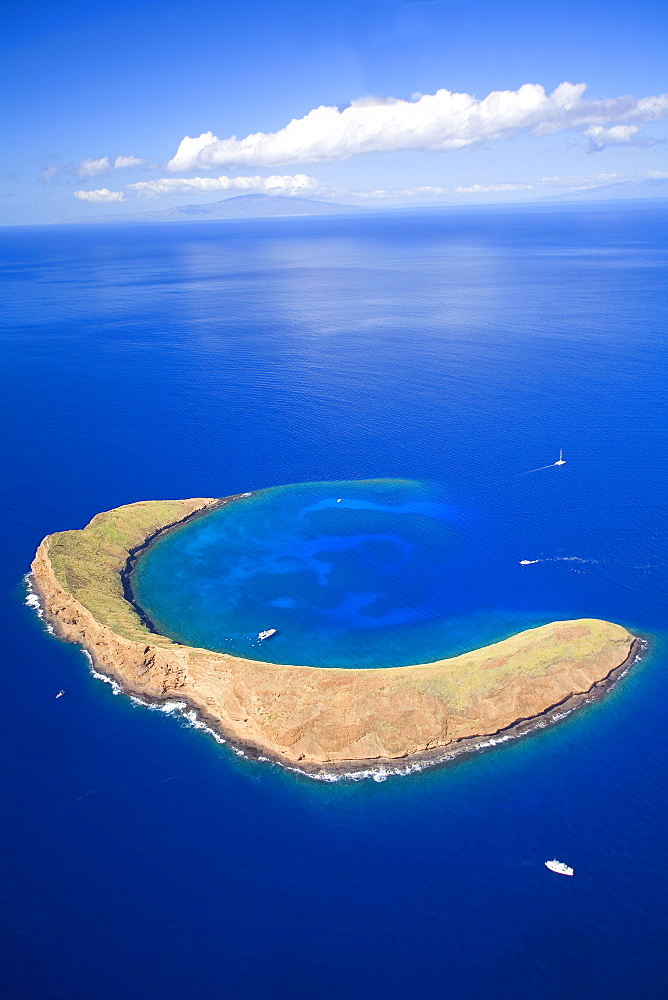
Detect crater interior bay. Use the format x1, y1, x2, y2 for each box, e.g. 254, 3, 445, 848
131, 478, 539, 667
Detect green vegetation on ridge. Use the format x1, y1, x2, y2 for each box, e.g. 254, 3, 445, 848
45, 499, 215, 644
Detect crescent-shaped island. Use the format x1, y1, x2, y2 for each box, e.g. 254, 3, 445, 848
30, 494, 642, 777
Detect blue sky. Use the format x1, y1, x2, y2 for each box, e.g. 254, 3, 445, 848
2, 0, 667, 223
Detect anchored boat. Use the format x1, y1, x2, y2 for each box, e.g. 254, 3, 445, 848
545, 859, 574, 876
257, 629, 278, 641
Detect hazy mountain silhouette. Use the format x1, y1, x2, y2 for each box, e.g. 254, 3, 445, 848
69, 193, 362, 224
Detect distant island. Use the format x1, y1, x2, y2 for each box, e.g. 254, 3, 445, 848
30, 497, 642, 776
65, 183, 668, 227
67, 193, 363, 225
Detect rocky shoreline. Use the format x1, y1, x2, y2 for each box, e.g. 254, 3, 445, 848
118, 495, 235, 633
292, 637, 645, 778
30, 497, 642, 777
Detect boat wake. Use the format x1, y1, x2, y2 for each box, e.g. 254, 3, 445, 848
515, 450, 567, 477
519, 556, 601, 566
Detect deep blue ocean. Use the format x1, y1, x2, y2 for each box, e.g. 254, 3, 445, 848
1, 204, 667, 999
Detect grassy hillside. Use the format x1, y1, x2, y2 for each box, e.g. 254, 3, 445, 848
45, 498, 215, 644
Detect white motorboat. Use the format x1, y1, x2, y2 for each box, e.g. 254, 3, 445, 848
257, 629, 278, 641
545, 859, 574, 876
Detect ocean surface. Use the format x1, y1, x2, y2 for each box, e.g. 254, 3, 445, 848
1, 203, 667, 999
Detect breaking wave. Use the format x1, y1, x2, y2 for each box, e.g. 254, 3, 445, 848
23, 574, 55, 634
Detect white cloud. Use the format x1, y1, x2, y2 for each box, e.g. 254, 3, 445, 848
166, 83, 668, 171
355, 186, 449, 198
112, 154, 146, 169
353, 189, 389, 199
127, 173, 323, 198
73, 188, 127, 202
166, 132, 218, 173
40, 164, 60, 182
78, 157, 111, 178
398, 185, 447, 195
456, 182, 535, 193
454, 171, 668, 195
77, 154, 146, 178
537, 172, 623, 190
583, 124, 659, 151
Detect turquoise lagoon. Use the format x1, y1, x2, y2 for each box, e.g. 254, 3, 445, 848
131, 478, 543, 667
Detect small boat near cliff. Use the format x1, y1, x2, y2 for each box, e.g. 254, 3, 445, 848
545, 859, 574, 876
257, 629, 278, 641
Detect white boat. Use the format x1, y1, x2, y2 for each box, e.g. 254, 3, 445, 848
545, 859, 574, 876
554, 449, 566, 466
257, 629, 278, 641
55, 690, 65, 699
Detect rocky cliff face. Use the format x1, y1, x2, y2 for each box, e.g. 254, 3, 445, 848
30, 500, 639, 775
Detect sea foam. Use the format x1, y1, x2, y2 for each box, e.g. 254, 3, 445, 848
24, 574, 55, 634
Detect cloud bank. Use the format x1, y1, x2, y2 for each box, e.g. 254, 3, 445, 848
454, 170, 668, 195
72, 170, 668, 208
166, 83, 668, 171
127, 173, 323, 197
73, 188, 127, 202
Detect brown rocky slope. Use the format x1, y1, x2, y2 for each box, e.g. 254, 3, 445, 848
30, 497, 641, 775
